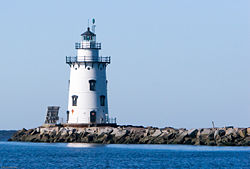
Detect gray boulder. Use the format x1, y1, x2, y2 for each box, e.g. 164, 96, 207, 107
188, 129, 198, 138
174, 131, 188, 144
151, 129, 162, 137
238, 128, 247, 138
111, 128, 128, 137
214, 129, 225, 139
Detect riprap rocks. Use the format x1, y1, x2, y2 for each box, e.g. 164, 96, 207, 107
9, 126, 250, 146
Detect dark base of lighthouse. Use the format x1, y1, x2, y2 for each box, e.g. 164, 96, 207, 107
56, 123, 117, 128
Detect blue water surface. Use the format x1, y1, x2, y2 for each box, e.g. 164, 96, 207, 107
0, 142, 249, 169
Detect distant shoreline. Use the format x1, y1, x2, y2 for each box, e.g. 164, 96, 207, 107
8, 125, 250, 146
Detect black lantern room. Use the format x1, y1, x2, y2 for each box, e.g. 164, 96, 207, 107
81, 27, 96, 41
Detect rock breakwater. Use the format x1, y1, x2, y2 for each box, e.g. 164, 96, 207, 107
9, 126, 250, 146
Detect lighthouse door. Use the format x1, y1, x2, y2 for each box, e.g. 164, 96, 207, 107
90, 111, 96, 123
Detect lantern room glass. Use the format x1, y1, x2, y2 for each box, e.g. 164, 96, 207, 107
83, 35, 96, 42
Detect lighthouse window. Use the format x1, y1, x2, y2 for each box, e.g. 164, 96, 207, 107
89, 80, 96, 91
72, 95, 78, 106
100, 95, 105, 106
84, 36, 92, 41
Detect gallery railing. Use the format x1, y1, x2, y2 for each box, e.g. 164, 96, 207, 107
75, 42, 101, 49
66, 56, 111, 64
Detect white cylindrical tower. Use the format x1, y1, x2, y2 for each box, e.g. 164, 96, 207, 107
66, 26, 111, 124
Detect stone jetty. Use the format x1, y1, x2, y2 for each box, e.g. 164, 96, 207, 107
8, 125, 250, 146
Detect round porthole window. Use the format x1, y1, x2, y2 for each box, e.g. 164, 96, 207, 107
87, 67, 90, 70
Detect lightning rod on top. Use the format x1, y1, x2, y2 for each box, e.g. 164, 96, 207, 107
91, 18, 96, 33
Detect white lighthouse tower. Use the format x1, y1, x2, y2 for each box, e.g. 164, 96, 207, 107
66, 22, 111, 124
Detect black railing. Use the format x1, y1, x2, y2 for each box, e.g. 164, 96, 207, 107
66, 56, 111, 64
75, 42, 101, 49
107, 117, 117, 124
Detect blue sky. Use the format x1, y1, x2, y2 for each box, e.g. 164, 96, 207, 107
0, 0, 249, 129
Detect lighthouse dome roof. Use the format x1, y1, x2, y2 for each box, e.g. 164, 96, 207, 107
81, 27, 96, 36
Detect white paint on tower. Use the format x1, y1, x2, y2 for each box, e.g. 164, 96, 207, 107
66, 23, 111, 124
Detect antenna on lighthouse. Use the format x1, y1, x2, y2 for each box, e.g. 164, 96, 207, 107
91, 18, 96, 33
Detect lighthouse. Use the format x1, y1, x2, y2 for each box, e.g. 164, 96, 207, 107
66, 21, 111, 124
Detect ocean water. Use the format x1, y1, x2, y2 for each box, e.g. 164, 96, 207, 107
0, 142, 249, 169
0, 131, 16, 141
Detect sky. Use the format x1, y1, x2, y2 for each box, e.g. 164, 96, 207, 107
0, 0, 249, 130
